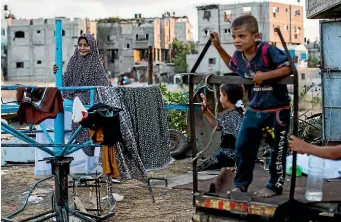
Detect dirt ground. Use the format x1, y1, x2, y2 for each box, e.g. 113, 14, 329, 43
1, 159, 194, 222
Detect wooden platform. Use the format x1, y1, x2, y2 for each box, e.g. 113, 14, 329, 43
155, 164, 341, 206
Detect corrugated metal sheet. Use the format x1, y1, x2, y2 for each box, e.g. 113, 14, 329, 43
320, 21, 341, 142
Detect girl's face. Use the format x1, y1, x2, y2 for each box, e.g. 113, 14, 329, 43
78, 38, 90, 56
219, 89, 229, 108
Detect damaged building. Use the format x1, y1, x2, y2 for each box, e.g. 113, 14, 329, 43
97, 13, 193, 77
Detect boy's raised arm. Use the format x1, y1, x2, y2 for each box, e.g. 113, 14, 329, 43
210, 32, 232, 70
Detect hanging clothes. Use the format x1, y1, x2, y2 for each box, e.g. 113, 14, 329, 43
62, 33, 111, 157
96, 86, 148, 181
80, 103, 122, 146
89, 127, 119, 178
81, 103, 122, 178
120, 85, 171, 170
95, 85, 172, 181
16, 87, 64, 125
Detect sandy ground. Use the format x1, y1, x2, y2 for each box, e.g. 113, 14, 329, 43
1, 159, 194, 222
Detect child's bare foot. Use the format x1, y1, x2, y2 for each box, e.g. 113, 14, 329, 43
254, 188, 278, 198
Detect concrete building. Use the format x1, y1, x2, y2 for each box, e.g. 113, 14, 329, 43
1, 4, 14, 80
7, 18, 96, 82
187, 2, 304, 74
97, 13, 193, 76
305, 39, 320, 67
174, 16, 193, 43
97, 17, 162, 76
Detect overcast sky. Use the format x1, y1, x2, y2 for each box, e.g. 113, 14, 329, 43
2, 0, 319, 41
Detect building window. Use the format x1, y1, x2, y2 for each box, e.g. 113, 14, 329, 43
15, 31, 25, 38
273, 7, 279, 13
285, 25, 289, 31
204, 29, 210, 36
107, 35, 111, 41
107, 49, 118, 63
126, 44, 130, 49
242, 7, 251, 15
16, 62, 24, 68
203, 10, 211, 21
2, 28, 5, 36
80, 30, 83, 35
285, 8, 288, 12
296, 27, 301, 34
224, 29, 231, 33
37, 30, 41, 34
294, 34, 298, 39
136, 34, 139, 40
301, 73, 305, 80
295, 10, 300, 15
224, 10, 231, 22
208, 58, 216, 64
146, 34, 149, 40
37, 60, 42, 64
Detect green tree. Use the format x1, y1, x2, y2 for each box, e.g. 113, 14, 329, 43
172, 40, 198, 73
311, 57, 320, 67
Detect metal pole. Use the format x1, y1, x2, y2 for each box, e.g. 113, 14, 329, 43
54, 19, 65, 150
148, 45, 153, 85
275, 27, 299, 201
189, 74, 198, 206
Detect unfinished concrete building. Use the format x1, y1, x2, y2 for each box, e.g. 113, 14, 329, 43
97, 16, 162, 76
6, 18, 96, 82
174, 16, 193, 43
97, 13, 192, 76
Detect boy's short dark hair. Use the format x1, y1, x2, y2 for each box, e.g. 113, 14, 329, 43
231, 15, 259, 34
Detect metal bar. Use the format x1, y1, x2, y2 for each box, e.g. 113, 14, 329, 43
40, 123, 54, 144
65, 140, 95, 155
67, 125, 83, 144
61, 126, 84, 156
18, 210, 55, 222
97, 212, 116, 221
1, 143, 98, 148
1, 130, 72, 134
164, 104, 201, 111
0, 85, 93, 91
1, 124, 34, 144
34, 213, 57, 222
70, 210, 101, 219
1, 218, 18, 222
58, 86, 98, 90
187, 38, 212, 206
90, 89, 95, 106
54, 19, 65, 153
67, 125, 83, 145
275, 27, 299, 202
190, 39, 211, 73
194, 74, 295, 85
69, 209, 96, 222
1, 122, 55, 156
189, 74, 198, 206
148, 45, 154, 85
